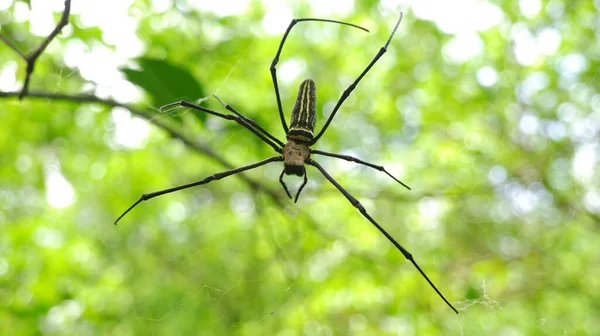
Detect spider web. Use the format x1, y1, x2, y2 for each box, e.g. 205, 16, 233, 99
44, 20, 475, 334
24, 2, 598, 334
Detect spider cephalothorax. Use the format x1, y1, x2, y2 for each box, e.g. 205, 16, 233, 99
283, 140, 310, 176
114, 13, 458, 314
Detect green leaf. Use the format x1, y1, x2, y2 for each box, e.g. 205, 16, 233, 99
121, 57, 206, 122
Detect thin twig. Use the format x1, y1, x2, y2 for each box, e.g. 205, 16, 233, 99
0, 34, 27, 59
0, 0, 71, 99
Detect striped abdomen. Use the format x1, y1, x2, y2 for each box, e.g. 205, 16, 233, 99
288, 79, 316, 143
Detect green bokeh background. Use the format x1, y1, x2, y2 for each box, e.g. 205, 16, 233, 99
1, 0, 599, 334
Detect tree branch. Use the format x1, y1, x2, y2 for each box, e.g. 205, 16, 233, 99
0, 90, 283, 202
0, 0, 71, 99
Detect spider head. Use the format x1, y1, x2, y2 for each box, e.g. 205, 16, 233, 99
283, 140, 310, 176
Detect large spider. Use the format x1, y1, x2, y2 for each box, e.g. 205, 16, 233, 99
115, 13, 457, 314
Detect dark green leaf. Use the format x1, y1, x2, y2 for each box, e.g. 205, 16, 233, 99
121, 57, 205, 122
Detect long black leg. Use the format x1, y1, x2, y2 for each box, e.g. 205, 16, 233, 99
162, 100, 283, 153
115, 156, 284, 225
213, 95, 285, 148
279, 168, 308, 202
307, 158, 458, 314
279, 170, 292, 200
294, 170, 308, 203
270, 18, 369, 135
311, 13, 403, 145
311, 149, 410, 190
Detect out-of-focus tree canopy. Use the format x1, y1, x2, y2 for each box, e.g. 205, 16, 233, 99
1, 0, 599, 334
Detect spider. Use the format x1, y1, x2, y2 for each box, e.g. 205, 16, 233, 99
114, 13, 458, 314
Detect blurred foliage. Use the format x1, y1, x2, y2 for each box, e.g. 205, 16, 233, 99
1, 0, 599, 335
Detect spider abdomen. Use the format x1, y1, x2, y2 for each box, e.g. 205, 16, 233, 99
288, 79, 316, 142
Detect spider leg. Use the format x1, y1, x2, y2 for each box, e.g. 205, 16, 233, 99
279, 168, 308, 202
311, 13, 404, 145
294, 169, 308, 203
161, 100, 283, 153
270, 18, 369, 134
115, 156, 284, 225
279, 170, 292, 199
213, 94, 285, 148
311, 149, 410, 190
307, 158, 458, 314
